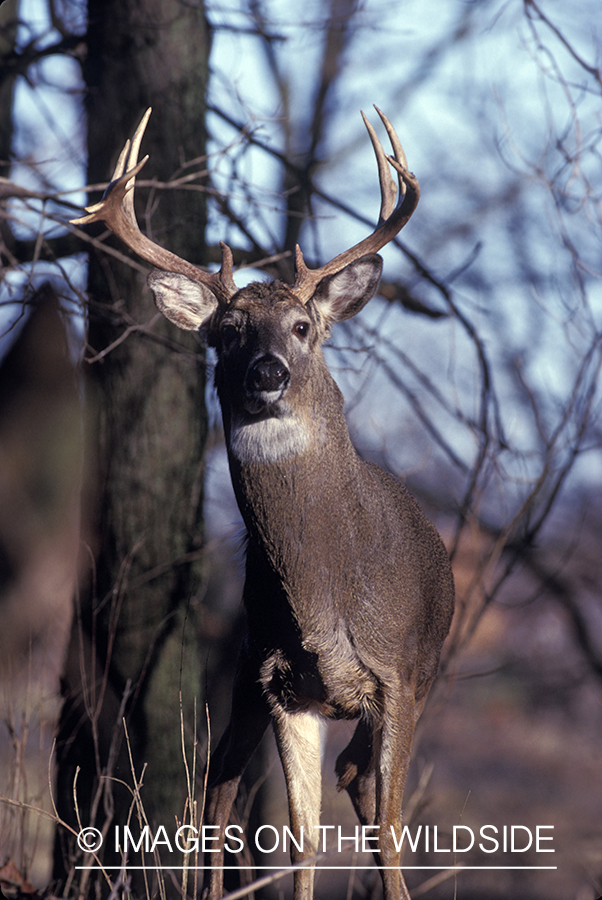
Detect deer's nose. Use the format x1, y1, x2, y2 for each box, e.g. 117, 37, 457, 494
247, 355, 290, 393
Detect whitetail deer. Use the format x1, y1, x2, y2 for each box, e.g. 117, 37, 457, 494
73, 107, 454, 900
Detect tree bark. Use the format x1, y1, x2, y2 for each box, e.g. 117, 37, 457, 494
0, 0, 18, 168
54, 2, 211, 893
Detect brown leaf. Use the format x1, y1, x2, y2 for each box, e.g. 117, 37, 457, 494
0, 860, 36, 896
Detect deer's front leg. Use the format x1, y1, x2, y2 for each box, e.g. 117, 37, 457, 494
272, 708, 322, 900
202, 647, 271, 900
375, 682, 417, 900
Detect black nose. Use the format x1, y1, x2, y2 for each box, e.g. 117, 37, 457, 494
247, 355, 290, 392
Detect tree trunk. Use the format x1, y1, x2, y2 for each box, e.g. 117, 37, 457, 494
0, 0, 18, 169
54, 2, 211, 894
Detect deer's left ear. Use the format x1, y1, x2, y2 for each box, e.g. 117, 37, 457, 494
311, 254, 383, 325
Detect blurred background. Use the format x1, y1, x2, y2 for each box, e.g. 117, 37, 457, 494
0, 1, 601, 898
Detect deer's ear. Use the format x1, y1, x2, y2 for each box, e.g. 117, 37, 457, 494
311, 254, 383, 325
148, 271, 220, 331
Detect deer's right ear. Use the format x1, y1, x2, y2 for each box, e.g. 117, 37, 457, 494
148, 271, 220, 331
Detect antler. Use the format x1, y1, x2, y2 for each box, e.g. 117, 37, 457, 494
72, 107, 416, 308
291, 107, 420, 305
70, 108, 237, 305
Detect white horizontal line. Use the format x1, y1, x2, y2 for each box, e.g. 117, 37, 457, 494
76, 865, 558, 871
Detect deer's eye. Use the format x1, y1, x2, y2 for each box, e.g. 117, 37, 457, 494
221, 321, 238, 343
293, 321, 310, 340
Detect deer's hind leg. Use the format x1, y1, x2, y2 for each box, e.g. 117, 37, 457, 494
334, 717, 376, 825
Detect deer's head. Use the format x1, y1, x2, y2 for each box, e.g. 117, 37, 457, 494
72, 108, 419, 462
149, 254, 383, 462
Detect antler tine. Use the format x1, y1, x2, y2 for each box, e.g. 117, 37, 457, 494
291, 107, 419, 305
70, 108, 237, 304
361, 109, 399, 225
374, 106, 408, 167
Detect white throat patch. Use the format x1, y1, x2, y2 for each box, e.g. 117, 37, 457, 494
229, 409, 311, 464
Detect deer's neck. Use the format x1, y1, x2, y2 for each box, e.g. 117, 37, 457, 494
224, 377, 363, 561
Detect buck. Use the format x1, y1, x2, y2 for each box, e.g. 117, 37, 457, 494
73, 107, 454, 900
